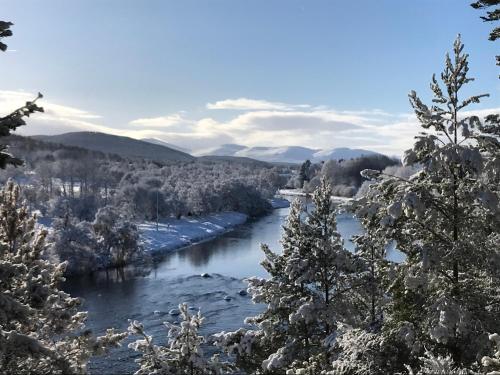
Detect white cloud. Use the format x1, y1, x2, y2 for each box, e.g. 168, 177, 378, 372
129, 112, 191, 128
206, 97, 309, 111
3, 90, 498, 158
226, 110, 366, 132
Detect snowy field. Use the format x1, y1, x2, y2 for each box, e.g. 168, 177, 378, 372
138, 212, 249, 254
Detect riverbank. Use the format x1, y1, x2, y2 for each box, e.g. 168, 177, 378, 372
138, 211, 249, 255
139, 197, 291, 255
278, 189, 353, 204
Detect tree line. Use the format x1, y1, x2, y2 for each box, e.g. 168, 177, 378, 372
292, 154, 400, 197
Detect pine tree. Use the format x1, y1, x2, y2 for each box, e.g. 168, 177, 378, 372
351, 233, 388, 329
0, 181, 127, 374
471, 0, 500, 73
128, 303, 232, 375
0, 22, 127, 373
298, 160, 312, 188
213, 200, 314, 373
215, 178, 360, 374
355, 36, 500, 373
0, 21, 43, 168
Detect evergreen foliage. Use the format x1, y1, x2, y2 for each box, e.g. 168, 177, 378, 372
353, 35, 500, 373
0, 22, 43, 168
214, 178, 361, 374
471, 0, 500, 72
0, 22, 127, 374
0, 181, 127, 374
128, 303, 233, 375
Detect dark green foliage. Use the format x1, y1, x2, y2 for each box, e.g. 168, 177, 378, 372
0, 21, 43, 168
471, 0, 500, 73
298, 159, 311, 188
308, 154, 399, 197
0, 21, 13, 52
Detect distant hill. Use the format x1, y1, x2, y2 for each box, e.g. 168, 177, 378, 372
32, 132, 195, 162
141, 138, 191, 153
198, 155, 270, 167
200, 144, 247, 156
197, 144, 379, 164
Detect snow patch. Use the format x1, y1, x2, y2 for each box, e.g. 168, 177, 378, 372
138, 211, 248, 255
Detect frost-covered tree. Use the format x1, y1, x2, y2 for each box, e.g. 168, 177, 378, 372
128, 303, 232, 375
354, 36, 500, 373
0, 24, 127, 373
406, 351, 470, 375
215, 178, 361, 374
351, 233, 390, 329
0, 181, 127, 374
93, 206, 141, 267
482, 333, 500, 374
213, 199, 313, 373
50, 203, 99, 275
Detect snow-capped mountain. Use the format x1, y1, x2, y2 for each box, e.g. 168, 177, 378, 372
196, 144, 379, 164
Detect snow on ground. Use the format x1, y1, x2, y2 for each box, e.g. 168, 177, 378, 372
139, 211, 248, 254
278, 188, 309, 196
278, 189, 353, 203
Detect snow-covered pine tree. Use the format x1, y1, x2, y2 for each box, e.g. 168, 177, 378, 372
354, 36, 500, 373
0, 23, 127, 373
350, 233, 389, 330
0, 181, 127, 374
215, 178, 361, 374
303, 177, 362, 327
213, 199, 314, 373
128, 303, 232, 375
481, 333, 500, 374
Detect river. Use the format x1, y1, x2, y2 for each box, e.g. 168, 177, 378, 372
64, 201, 401, 374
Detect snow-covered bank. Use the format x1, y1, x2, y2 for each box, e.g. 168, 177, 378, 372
278, 188, 309, 196
138, 212, 248, 254
277, 189, 353, 204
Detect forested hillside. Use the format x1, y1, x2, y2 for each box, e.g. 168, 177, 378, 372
0, 135, 287, 220
33, 131, 195, 162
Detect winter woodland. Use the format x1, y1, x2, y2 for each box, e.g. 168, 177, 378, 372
1, 1, 500, 374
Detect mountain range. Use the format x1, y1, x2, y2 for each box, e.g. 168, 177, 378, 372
31, 132, 381, 164
195, 144, 379, 164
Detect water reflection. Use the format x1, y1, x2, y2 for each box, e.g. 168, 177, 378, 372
63, 198, 403, 374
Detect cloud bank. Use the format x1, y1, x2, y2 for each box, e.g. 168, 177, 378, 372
2, 92, 497, 157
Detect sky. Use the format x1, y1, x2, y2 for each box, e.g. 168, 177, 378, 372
0, 0, 498, 156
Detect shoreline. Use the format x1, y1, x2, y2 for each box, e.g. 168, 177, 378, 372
139, 211, 249, 255
139, 198, 291, 256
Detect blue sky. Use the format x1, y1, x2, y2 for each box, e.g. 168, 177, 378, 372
0, 0, 498, 155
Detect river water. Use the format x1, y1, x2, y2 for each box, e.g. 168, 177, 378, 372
64, 201, 401, 374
